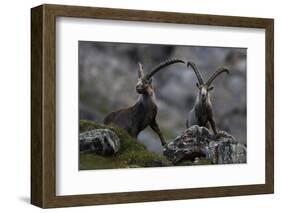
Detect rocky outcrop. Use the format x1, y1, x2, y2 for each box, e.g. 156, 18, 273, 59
79, 129, 121, 155
163, 125, 246, 165
79, 120, 172, 170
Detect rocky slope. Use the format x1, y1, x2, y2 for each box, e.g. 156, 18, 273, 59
79, 120, 171, 170
79, 120, 246, 169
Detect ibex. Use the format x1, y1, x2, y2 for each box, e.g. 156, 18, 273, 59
186, 61, 230, 135
104, 59, 185, 146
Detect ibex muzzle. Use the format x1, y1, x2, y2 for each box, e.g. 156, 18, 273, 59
186, 61, 230, 135
104, 59, 185, 146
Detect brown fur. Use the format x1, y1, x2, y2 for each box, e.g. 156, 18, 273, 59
104, 59, 185, 146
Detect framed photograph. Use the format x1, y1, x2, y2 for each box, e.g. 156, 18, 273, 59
31, 4, 274, 208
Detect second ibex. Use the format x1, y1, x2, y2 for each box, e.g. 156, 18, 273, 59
104, 59, 185, 146
186, 61, 230, 135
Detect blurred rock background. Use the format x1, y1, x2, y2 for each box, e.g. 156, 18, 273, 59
79, 41, 246, 154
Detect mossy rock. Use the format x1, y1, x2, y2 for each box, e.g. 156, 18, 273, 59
79, 120, 172, 170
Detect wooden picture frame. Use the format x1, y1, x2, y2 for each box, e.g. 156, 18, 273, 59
31, 4, 274, 208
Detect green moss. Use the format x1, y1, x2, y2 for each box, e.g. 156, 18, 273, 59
79, 154, 128, 170
79, 120, 172, 170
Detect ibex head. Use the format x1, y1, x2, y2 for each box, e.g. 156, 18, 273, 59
136, 62, 153, 94
136, 59, 185, 94
187, 61, 230, 103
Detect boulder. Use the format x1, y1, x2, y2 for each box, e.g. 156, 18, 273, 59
163, 125, 246, 165
79, 129, 121, 155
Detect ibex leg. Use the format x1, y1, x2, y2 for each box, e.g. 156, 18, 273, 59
150, 119, 167, 146
209, 118, 217, 135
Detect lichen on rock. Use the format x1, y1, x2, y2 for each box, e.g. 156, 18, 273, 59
79, 129, 121, 155
163, 125, 247, 165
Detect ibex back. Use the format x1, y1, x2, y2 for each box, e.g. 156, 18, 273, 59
104, 59, 185, 146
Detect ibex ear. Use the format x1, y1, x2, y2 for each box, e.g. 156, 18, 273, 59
208, 86, 214, 91
148, 78, 152, 85
196, 82, 200, 88
137, 62, 144, 78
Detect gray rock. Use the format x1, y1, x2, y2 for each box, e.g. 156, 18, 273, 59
79, 129, 121, 155
163, 125, 246, 165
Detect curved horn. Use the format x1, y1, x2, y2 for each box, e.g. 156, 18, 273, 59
187, 61, 204, 85
145, 58, 185, 79
206, 67, 230, 86
137, 62, 144, 78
